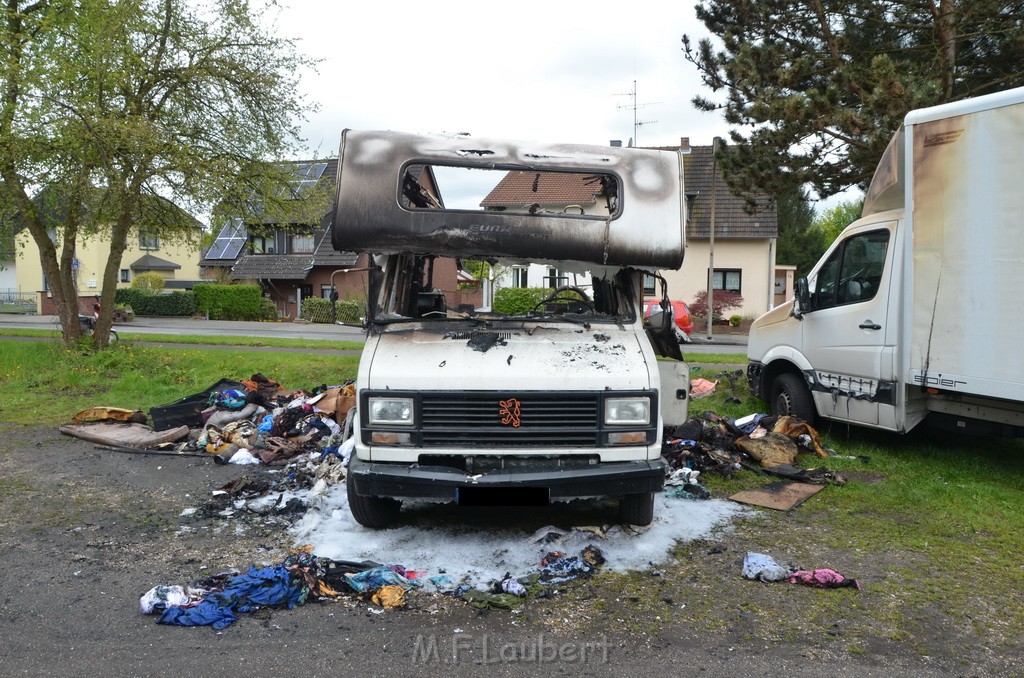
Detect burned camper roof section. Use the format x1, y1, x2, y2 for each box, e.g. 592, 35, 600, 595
331, 130, 686, 269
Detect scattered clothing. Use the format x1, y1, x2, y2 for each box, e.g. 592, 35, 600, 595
788, 569, 860, 590
742, 552, 793, 583
741, 552, 860, 590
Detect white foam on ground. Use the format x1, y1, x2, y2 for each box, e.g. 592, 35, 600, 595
290, 486, 747, 588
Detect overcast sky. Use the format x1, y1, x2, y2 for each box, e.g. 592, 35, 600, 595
269, 1, 861, 209
272, 0, 729, 157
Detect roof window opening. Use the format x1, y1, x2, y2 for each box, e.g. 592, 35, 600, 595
401, 165, 620, 218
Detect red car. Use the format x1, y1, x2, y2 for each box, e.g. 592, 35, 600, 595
643, 300, 694, 337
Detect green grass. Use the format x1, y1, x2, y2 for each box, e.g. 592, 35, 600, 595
681, 374, 1024, 648
0, 340, 359, 425
683, 352, 748, 365
0, 327, 364, 350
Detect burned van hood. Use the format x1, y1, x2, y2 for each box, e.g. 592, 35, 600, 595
361, 325, 655, 391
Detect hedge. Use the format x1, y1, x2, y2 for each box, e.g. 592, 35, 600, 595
114, 288, 197, 316
492, 287, 549, 315
300, 297, 364, 324
193, 283, 263, 321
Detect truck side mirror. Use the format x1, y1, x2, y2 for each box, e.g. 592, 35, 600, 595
794, 277, 811, 318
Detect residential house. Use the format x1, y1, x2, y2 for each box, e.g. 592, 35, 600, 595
484, 140, 778, 319
200, 160, 481, 318
480, 170, 612, 296
649, 138, 779, 319
14, 191, 204, 314
0, 223, 16, 294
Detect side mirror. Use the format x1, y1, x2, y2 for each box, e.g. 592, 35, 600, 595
794, 277, 811, 318
645, 299, 672, 331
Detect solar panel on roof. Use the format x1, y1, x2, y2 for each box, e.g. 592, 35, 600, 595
206, 218, 247, 260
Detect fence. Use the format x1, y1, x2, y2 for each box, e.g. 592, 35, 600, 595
0, 290, 36, 314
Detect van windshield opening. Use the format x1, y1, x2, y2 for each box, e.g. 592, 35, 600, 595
369, 254, 636, 327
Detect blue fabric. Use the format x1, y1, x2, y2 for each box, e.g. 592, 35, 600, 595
159, 599, 239, 630
344, 566, 410, 593
210, 389, 247, 410
157, 565, 302, 629
257, 413, 274, 433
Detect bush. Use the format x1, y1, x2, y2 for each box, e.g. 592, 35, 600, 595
300, 297, 365, 324
690, 289, 744, 321
193, 283, 263, 321
114, 288, 197, 316
132, 272, 165, 291
729, 314, 742, 327
492, 287, 549, 315
259, 297, 279, 320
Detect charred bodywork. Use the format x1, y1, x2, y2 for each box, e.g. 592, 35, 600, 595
331, 130, 685, 269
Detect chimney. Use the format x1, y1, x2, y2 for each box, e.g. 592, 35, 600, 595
679, 137, 690, 152
609, 140, 622, 147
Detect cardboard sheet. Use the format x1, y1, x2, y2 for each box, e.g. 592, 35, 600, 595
728, 481, 824, 511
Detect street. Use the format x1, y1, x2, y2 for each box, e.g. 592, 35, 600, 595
0, 314, 747, 355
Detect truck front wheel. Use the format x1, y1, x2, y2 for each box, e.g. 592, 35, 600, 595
347, 476, 401, 528
619, 492, 655, 526
770, 372, 816, 423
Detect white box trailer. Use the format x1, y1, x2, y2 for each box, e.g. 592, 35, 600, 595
747, 86, 1024, 435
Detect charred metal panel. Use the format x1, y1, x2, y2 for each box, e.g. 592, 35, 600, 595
331, 130, 685, 268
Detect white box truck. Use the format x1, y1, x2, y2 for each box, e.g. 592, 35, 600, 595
330, 130, 690, 527
747, 86, 1024, 435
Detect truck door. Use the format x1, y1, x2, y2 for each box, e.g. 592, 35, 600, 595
803, 223, 897, 425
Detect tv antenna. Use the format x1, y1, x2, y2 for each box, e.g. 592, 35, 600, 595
616, 80, 660, 146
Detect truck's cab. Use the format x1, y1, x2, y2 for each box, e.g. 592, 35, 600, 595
330, 130, 689, 527
749, 86, 1024, 437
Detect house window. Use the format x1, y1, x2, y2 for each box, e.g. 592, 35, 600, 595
249, 235, 275, 254
511, 267, 528, 288
543, 267, 567, 288
711, 269, 742, 293
291, 233, 314, 253
139, 230, 159, 250
321, 284, 334, 298
642, 274, 656, 295
120, 269, 130, 283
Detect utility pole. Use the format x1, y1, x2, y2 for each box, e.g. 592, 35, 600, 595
706, 136, 720, 341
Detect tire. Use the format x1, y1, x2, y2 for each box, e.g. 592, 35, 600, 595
619, 492, 655, 526
346, 473, 401, 528
770, 372, 816, 423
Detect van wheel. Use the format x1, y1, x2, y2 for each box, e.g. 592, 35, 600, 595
347, 475, 401, 528
771, 372, 815, 423
619, 492, 655, 526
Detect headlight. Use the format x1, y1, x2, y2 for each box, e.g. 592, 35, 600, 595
604, 397, 650, 425
368, 397, 414, 426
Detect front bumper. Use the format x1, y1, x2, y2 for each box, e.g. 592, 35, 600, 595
347, 455, 667, 501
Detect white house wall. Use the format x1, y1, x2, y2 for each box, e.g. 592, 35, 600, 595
659, 238, 776, 318
0, 260, 16, 291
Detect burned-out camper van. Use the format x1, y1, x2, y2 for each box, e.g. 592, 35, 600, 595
331, 130, 689, 527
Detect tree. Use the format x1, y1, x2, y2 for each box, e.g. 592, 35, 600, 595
814, 199, 865, 244
775, 187, 828, 278
0, 0, 316, 347
683, 1, 1024, 200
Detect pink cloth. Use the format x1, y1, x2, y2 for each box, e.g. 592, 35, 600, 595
787, 568, 860, 590
690, 378, 718, 397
